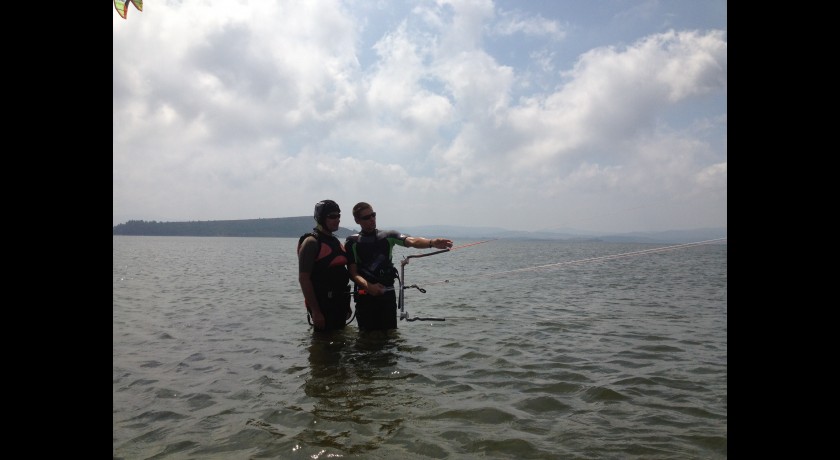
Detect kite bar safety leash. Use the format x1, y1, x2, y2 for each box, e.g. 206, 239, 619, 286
398, 239, 496, 322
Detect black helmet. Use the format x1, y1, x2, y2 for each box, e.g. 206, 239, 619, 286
314, 199, 340, 225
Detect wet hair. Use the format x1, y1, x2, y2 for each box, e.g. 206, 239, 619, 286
352, 202, 372, 219
314, 199, 341, 225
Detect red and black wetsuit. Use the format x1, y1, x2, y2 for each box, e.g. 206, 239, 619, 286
298, 229, 351, 331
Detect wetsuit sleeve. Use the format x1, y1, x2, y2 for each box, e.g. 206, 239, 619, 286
299, 236, 318, 273
388, 230, 409, 247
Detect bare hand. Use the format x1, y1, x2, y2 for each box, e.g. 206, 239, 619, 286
311, 310, 326, 329
431, 238, 454, 249
368, 283, 387, 296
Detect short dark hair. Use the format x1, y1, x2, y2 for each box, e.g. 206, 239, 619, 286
352, 202, 372, 219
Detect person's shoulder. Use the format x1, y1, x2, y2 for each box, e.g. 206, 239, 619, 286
298, 234, 319, 257
299, 233, 318, 246
382, 229, 408, 240
299, 231, 317, 241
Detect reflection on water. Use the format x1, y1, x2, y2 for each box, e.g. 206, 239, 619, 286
298, 329, 416, 455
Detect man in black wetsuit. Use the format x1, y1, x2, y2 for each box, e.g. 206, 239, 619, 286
344, 202, 453, 331
297, 199, 352, 332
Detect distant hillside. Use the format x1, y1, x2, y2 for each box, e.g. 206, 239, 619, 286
113, 217, 726, 244
112, 217, 354, 238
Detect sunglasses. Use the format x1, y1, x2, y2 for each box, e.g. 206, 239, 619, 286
326, 214, 341, 219
358, 212, 377, 221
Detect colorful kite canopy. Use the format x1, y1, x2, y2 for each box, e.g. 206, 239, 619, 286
114, 0, 143, 19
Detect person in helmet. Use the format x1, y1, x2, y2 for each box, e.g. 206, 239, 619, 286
297, 200, 352, 332
345, 202, 453, 331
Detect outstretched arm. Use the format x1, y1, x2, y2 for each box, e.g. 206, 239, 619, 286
405, 236, 454, 250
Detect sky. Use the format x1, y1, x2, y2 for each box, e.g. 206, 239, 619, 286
113, 0, 726, 234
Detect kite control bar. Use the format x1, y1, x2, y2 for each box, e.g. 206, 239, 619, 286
397, 240, 495, 321
357, 240, 494, 323
398, 251, 449, 322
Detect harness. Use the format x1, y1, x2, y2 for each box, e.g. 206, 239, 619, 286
345, 230, 402, 285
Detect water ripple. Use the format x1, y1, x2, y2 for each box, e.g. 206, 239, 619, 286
114, 237, 727, 459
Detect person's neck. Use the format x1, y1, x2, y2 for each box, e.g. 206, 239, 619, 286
315, 225, 332, 236
361, 228, 376, 236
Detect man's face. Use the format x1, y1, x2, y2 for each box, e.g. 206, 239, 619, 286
355, 208, 377, 231
324, 212, 341, 232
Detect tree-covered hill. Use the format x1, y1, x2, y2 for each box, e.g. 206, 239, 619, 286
112, 217, 354, 238
114, 217, 727, 244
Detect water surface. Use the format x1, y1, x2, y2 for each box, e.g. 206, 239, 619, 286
113, 236, 727, 459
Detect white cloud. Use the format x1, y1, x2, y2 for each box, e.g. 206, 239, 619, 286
114, 0, 726, 234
